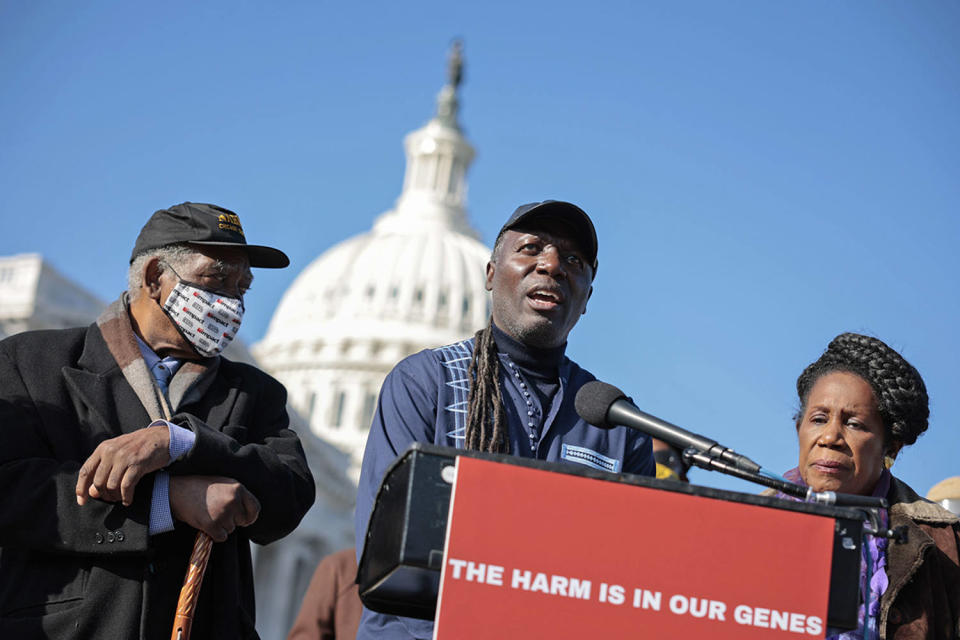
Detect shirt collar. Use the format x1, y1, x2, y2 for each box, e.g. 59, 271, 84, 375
134, 333, 183, 382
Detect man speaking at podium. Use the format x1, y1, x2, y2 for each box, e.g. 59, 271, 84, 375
355, 200, 655, 639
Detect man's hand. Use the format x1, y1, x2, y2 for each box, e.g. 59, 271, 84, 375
169, 475, 261, 542
76, 424, 171, 506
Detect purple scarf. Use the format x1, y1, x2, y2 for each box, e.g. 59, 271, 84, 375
776, 468, 891, 640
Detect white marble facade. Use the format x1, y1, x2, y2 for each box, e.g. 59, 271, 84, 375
0, 253, 106, 336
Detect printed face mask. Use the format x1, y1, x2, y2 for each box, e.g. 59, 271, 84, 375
162, 280, 244, 358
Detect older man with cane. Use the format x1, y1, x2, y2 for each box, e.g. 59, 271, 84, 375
0, 202, 314, 639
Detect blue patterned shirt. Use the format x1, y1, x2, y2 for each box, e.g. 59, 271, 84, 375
355, 337, 654, 640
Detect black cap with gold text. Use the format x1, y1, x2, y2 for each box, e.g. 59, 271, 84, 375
130, 202, 289, 268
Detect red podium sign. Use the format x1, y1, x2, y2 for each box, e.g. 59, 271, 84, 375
434, 457, 834, 639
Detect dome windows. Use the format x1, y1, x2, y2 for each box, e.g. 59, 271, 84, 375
253, 68, 492, 453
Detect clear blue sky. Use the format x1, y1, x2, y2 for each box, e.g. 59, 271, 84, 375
2, 1, 957, 496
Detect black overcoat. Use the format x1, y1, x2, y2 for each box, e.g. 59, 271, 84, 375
0, 324, 315, 639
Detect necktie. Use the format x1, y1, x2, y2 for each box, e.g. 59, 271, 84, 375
153, 361, 174, 397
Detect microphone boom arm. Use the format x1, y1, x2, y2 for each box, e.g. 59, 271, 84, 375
681, 448, 890, 511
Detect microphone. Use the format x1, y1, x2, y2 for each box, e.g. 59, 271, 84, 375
574, 381, 892, 512
574, 380, 762, 475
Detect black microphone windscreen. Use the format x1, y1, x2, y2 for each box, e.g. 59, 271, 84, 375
574, 380, 628, 428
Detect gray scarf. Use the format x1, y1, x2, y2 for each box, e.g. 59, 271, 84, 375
96, 294, 220, 421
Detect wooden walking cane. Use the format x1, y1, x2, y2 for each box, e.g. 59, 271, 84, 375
170, 531, 214, 640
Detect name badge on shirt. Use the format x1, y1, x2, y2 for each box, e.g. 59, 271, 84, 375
561, 444, 621, 473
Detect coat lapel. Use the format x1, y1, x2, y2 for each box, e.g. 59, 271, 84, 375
62, 325, 152, 439
879, 476, 946, 632
177, 359, 240, 429
168, 358, 220, 414
95, 296, 170, 421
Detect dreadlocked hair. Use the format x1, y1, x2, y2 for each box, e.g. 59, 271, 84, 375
464, 322, 510, 453
796, 332, 929, 446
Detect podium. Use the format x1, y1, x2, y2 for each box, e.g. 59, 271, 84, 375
358, 444, 865, 638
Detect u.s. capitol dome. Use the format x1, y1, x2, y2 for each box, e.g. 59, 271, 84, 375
252, 48, 490, 478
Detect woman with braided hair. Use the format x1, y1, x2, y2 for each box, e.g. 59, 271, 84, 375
786, 333, 959, 639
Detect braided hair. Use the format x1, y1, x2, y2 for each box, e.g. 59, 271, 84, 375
796, 333, 929, 447
464, 323, 509, 453
464, 232, 511, 453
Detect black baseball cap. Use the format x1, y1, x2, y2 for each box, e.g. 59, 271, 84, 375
497, 200, 598, 272
130, 202, 289, 268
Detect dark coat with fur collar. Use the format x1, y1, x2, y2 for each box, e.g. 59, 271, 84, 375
0, 322, 314, 639
881, 476, 960, 639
